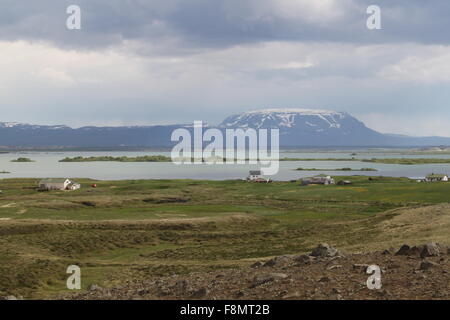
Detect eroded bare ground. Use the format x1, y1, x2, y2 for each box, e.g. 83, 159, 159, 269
65, 243, 449, 300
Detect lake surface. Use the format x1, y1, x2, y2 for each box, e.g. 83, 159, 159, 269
1, 151, 450, 181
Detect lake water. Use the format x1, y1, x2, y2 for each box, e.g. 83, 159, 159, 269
1, 151, 450, 181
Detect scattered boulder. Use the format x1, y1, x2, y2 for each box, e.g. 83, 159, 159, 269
88, 284, 103, 291
395, 244, 423, 256
252, 273, 288, 287
395, 244, 411, 256
263, 255, 295, 267
409, 246, 424, 256
310, 243, 340, 258
419, 260, 439, 271
190, 287, 209, 299
420, 243, 441, 258
396, 243, 445, 257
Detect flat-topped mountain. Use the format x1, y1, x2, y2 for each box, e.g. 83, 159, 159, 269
219, 109, 386, 146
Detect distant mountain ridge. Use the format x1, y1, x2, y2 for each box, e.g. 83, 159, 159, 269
0, 109, 449, 148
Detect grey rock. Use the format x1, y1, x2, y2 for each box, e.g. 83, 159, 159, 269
409, 245, 424, 256
88, 284, 103, 291
395, 244, 411, 256
252, 273, 288, 287
310, 243, 340, 258
263, 255, 295, 267
420, 243, 441, 258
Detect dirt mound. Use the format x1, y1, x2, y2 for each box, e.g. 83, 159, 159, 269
65, 243, 449, 300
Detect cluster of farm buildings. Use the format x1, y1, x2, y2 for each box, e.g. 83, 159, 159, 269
246, 171, 449, 185
31, 172, 450, 191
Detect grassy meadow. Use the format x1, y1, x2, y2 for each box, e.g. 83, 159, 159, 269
0, 176, 449, 298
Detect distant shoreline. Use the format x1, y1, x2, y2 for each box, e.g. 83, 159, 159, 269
1, 146, 450, 154
295, 167, 377, 171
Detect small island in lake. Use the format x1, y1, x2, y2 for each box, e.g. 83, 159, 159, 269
59, 155, 172, 162
11, 157, 35, 162
295, 167, 377, 172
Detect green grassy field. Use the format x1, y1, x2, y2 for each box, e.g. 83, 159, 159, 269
0, 176, 449, 298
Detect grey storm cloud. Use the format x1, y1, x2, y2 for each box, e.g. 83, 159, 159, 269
2, 1, 450, 137
1, 0, 450, 53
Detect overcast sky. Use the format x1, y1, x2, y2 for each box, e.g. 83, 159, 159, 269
1, 0, 450, 136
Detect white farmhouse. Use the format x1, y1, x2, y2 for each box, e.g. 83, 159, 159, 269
425, 174, 449, 182
247, 170, 263, 181
302, 175, 335, 186
38, 178, 81, 191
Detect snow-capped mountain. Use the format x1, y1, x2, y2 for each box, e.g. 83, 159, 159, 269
0, 109, 450, 148
219, 109, 387, 146
221, 109, 347, 129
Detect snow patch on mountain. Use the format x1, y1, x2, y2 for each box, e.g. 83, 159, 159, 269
219, 109, 348, 130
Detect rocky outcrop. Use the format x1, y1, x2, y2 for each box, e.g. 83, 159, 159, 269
65, 242, 449, 301
396, 242, 447, 258
310, 243, 342, 258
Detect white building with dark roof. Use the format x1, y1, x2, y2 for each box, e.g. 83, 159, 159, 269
38, 178, 80, 191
